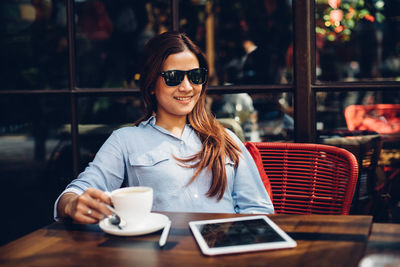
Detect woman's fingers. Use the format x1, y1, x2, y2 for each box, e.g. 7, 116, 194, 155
68, 188, 113, 223
86, 188, 112, 204
75, 199, 104, 221
72, 210, 99, 224
84, 188, 113, 217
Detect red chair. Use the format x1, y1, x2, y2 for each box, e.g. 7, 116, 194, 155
246, 142, 359, 215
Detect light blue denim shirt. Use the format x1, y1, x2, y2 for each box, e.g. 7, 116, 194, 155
54, 116, 274, 219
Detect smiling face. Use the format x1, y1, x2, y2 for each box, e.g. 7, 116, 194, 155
154, 50, 203, 124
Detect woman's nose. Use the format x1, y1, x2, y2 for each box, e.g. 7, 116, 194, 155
178, 75, 193, 91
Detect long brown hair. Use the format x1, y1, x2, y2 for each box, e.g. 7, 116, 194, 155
137, 31, 241, 200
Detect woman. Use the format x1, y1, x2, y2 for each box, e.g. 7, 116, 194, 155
55, 31, 274, 224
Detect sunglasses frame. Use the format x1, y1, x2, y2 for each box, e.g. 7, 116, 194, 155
159, 68, 208, 87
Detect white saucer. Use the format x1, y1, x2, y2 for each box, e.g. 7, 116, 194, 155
99, 213, 169, 236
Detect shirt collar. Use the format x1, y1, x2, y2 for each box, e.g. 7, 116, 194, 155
140, 116, 156, 126
141, 115, 194, 139
142, 115, 192, 128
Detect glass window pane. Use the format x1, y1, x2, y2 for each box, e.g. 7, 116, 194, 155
0, 96, 71, 245
77, 96, 142, 170
316, 0, 400, 82
208, 92, 294, 141
316, 90, 400, 136
74, 0, 170, 88
0, 1, 69, 90
180, 0, 293, 86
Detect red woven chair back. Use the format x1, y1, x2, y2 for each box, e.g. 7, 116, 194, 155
250, 142, 359, 215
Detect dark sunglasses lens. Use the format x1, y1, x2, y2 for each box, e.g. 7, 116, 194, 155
162, 68, 207, 86
188, 68, 207, 85
163, 71, 184, 86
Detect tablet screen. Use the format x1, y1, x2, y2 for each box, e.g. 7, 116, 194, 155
198, 218, 285, 248
189, 215, 297, 256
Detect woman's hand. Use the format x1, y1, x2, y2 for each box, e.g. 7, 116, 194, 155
58, 188, 113, 224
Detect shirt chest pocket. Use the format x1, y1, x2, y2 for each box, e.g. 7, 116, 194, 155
129, 151, 170, 167
128, 151, 172, 185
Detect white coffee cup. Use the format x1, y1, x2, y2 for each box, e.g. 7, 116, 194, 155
109, 186, 153, 227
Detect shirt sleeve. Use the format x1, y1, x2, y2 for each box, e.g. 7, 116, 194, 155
53, 130, 126, 220
227, 130, 275, 214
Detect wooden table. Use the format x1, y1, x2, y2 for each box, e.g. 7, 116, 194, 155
365, 223, 400, 255
0, 212, 377, 267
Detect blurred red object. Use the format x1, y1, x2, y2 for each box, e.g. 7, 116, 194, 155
330, 9, 343, 24
345, 104, 400, 134
77, 0, 113, 40
328, 0, 341, 9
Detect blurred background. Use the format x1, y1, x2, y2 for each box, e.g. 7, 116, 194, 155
0, 0, 399, 245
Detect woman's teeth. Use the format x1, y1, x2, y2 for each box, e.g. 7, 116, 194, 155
175, 96, 191, 101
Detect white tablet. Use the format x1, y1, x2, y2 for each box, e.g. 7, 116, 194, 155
189, 215, 297, 256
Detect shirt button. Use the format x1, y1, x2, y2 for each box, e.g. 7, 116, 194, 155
180, 141, 184, 145
193, 193, 198, 198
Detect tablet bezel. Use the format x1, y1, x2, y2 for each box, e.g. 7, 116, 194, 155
189, 215, 297, 256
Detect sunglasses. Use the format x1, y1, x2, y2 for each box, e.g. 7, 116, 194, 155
159, 68, 208, 87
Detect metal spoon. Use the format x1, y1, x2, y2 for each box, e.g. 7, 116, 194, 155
105, 205, 122, 230
108, 213, 122, 230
